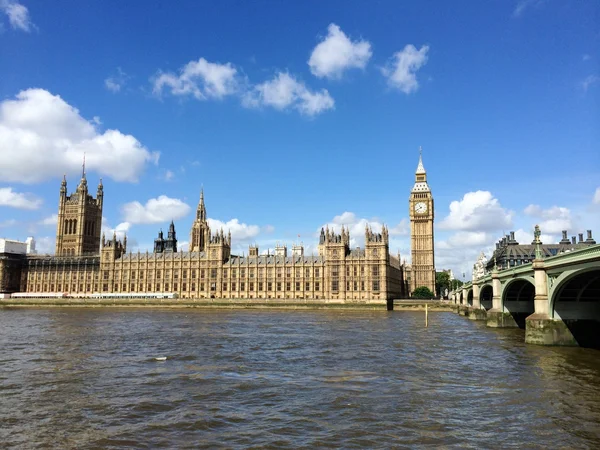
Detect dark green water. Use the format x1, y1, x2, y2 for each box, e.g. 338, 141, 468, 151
1, 309, 599, 449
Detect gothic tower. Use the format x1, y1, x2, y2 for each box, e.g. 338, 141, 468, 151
190, 189, 210, 252
55, 162, 103, 257
409, 148, 435, 295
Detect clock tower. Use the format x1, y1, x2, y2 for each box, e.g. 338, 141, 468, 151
409, 148, 436, 295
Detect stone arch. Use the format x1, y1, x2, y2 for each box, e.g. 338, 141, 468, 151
480, 284, 493, 310
467, 289, 473, 306
500, 277, 535, 328
550, 267, 600, 348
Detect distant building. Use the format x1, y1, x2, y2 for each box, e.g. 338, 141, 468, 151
0, 237, 36, 255
486, 230, 597, 272
0, 172, 407, 301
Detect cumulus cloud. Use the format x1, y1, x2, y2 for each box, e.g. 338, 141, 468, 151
243, 72, 334, 116
101, 217, 131, 240
308, 23, 372, 79
35, 236, 55, 255
318, 211, 408, 249
0, 187, 42, 209
40, 214, 58, 226
523, 204, 572, 234
0, 89, 159, 184
104, 67, 129, 93
122, 196, 191, 224
207, 218, 260, 240
153, 57, 239, 100
0, 0, 33, 32
594, 187, 600, 205
381, 44, 429, 94
439, 191, 513, 231
514, 228, 555, 245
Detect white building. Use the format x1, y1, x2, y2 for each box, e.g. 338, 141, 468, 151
0, 237, 36, 255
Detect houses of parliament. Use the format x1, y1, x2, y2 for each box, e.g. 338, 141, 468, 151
0, 154, 436, 300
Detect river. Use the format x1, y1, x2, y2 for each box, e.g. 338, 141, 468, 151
1, 308, 599, 448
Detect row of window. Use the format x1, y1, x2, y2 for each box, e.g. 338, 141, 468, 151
33, 279, 382, 294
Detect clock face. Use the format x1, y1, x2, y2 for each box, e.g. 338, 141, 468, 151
414, 202, 427, 214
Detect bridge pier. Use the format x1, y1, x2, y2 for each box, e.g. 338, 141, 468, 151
525, 259, 578, 345
467, 283, 486, 320
486, 267, 519, 327
468, 307, 487, 321
525, 314, 577, 346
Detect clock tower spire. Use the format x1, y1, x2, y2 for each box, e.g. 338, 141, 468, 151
409, 147, 436, 296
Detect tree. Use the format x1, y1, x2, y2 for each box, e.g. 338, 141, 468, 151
436, 271, 451, 298
450, 279, 464, 291
412, 286, 434, 299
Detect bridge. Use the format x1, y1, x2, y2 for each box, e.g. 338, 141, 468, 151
450, 242, 600, 348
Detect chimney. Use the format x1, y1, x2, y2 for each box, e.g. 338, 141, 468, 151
496, 243, 499, 250
509, 231, 516, 243
586, 230, 596, 244
579, 233, 584, 243
571, 236, 576, 245
562, 230, 567, 240
560, 230, 570, 244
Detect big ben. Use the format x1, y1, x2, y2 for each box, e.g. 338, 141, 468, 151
409, 147, 436, 295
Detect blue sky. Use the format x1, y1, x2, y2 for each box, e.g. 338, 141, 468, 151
0, 0, 598, 278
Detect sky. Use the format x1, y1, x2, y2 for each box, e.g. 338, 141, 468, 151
0, 0, 598, 280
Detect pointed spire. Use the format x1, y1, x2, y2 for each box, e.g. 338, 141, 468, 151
82, 152, 86, 179
416, 146, 426, 174
197, 187, 206, 221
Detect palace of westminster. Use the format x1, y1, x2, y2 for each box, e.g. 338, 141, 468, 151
0, 154, 437, 300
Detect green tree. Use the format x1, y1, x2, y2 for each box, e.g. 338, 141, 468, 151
436, 271, 451, 298
450, 279, 464, 291
412, 286, 434, 299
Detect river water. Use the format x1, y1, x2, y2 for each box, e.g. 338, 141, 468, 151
1, 309, 600, 449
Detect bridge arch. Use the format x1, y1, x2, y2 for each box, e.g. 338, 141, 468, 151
550, 267, 600, 348
467, 289, 473, 306
480, 284, 493, 310
501, 277, 535, 328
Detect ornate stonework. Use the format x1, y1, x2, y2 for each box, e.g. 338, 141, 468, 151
409, 148, 436, 294
3, 177, 408, 301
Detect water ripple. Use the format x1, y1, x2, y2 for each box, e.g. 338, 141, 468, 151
1, 309, 599, 448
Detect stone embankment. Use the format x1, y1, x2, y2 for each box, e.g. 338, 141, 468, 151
0, 297, 454, 311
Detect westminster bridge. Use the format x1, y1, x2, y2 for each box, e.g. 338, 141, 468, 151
450, 243, 600, 347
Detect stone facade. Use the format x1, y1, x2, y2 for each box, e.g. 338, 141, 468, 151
409, 150, 436, 294
1, 175, 407, 301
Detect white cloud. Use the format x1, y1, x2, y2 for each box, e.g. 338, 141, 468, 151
514, 228, 556, 245
381, 44, 429, 94
594, 187, 600, 205
583, 54, 591, 61
153, 57, 239, 100
122, 195, 190, 225
513, 0, 546, 18
0, 89, 159, 183
524, 204, 572, 234
35, 236, 55, 255
318, 211, 408, 249
308, 23, 372, 79
581, 75, 599, 92
207, 218, 260, 240
0, 187, 42, 209
263, 224, 275, 234
104, 68, 129, 93
0, 0, 33, 32
439, 191, 513, 231
243, 72, 334, 116
40, 214, 58, 226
